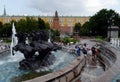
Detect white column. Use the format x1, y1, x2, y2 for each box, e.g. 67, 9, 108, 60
117, 39, 119, 47
113, 38, 115, 45
114, 38, 117, 46
110, 38, 114, 44
110, 38, 112, 44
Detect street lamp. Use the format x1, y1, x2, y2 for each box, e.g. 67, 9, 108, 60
108, 13, 115, 42
75, 28, 79, 40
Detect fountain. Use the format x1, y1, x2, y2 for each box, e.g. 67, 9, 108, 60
12, 28, 60, 70
48, 30, 51, 43
11, 23, 18, 55
0, 23, 76, 82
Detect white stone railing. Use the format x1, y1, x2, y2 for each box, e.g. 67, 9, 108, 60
110, 38, 120, 47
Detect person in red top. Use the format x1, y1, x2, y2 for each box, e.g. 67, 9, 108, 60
94, 48, 99, 60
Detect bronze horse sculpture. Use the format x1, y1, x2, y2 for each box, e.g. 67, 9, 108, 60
12, 30, 59, 70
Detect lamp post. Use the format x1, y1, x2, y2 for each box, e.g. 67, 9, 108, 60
108, 13, 115, 42
75, 28, 79, 40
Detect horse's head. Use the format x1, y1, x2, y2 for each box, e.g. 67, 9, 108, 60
15, 32, 27, 44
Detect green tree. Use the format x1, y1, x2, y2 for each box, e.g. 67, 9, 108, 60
2, 23, 12, 37
16, 19, 27, 32
87, 9, 119, 37
0, 21, 3, 28
51, 30, 60, 41
0, 21, 3, 37
74, 23, 81, 36
16, 17, 39, 33
38, 18, 46, 30
45, 22, 50, 30
81, 22, 90, 36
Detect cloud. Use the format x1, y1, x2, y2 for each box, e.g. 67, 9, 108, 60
83, 0, 119, 14
27, 0, 120, 16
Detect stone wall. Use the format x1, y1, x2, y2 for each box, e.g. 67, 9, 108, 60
98, 44, 116, 69
93, 41, 120, 82
24, 54, 85, 82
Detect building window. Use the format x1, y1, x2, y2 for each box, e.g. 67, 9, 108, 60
16, 19, 19, 22
5, 19, 10, 23
68, 19, 72, 23
60, 19, 64, 23
78, 19, 81, 22
61, 24, 64, 27
48, 19, 53, 23
68, 23, 73, 27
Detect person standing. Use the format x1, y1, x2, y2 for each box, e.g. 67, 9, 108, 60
91, 46, 96, 59
94, 48, 99, 60
82, 47, 87, 56
77, 46, 81, 56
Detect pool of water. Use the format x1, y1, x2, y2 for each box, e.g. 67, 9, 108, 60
0, 50, 75, 82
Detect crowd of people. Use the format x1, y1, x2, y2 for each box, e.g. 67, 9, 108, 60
75, 43, 100, 60
0, 44, 10, 51
48, 41, 100, 61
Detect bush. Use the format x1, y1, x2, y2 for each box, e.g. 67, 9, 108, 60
61, 38, 78, 44
96, 36, 106, 41
70, 38, 79, 43
3, 38, 11, 43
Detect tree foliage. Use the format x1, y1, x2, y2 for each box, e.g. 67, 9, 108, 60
0, 17, 51, 37
0, 21, 3, 28
84, 9, 120, 37
51, 30, 60, 41
0, 23, 12, 37
73, 23, 82, 36
74, 23, 81, 32
38, 17, 46, 30
16, 17, 39, 33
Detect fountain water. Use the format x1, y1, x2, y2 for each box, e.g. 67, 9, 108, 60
25, 37, 29, 44
11, 23, 18, 55
48, 30, 51, 43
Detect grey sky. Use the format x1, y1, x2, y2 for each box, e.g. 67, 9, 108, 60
0, 0, 120, 16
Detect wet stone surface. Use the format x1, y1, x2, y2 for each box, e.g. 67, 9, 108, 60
80, 56, 105, 82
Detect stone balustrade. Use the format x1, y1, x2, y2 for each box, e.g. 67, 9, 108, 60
110, 38, 120, 47
24, 54, 85, 82
93, 40, 120, 82
97, 44, 116, 71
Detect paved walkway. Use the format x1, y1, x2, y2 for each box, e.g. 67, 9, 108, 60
76, 39, 103, 82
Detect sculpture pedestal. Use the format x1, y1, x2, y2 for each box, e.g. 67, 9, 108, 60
19, 54, 56, 70
107, 26, 119, 42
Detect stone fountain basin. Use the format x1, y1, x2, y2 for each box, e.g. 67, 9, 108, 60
0, 49, 80, 82
23, 54, 85, 82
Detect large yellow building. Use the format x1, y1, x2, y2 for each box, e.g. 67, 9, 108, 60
0, 8, 90, 33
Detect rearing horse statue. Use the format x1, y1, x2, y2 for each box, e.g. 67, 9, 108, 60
12, 32, 35, 59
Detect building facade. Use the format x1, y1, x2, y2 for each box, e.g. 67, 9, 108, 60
0, 8, 90, 34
